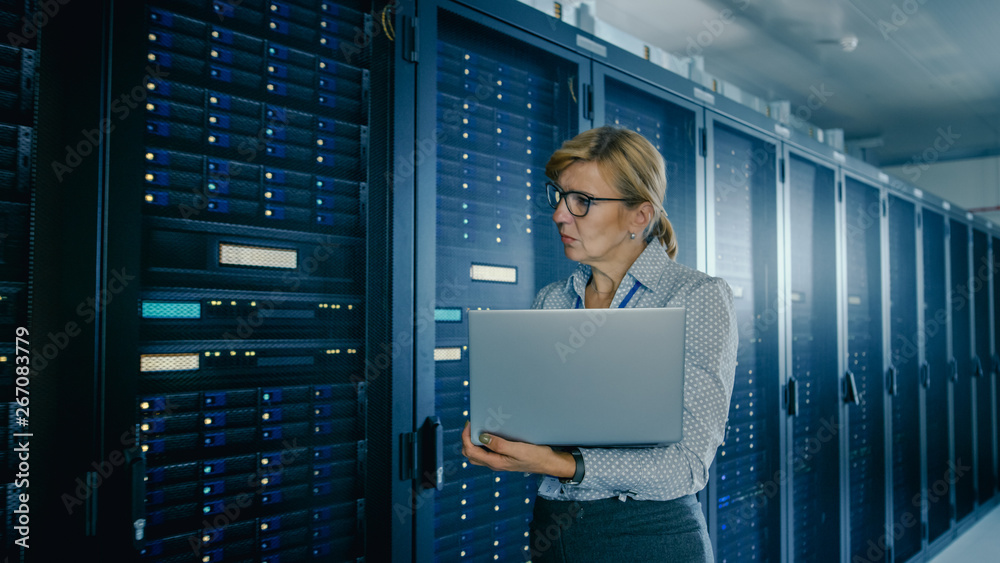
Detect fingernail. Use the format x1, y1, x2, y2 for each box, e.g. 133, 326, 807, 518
479, 433, 491, 445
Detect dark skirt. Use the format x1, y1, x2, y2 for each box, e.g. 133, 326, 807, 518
528, 494, 713, 562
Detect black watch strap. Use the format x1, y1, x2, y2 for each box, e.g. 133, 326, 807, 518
558, 447, 585, 485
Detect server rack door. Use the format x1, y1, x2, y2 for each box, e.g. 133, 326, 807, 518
112, 1, 379, 560
973, 230, 995, 504
887, 194, 921, 561
596, 70, 702, 272
785, 152, 839, 563
0, 0, 35, 555
993, 235, 1000, 494
706, 117, 781, 563
842, 177, 887, 562
922, 209, 951, 544
949, 219, 976, 522
428, 5, 583, 561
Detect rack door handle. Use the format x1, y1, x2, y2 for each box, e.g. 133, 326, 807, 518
844, 370, 861, 405
786, 377, 799, 416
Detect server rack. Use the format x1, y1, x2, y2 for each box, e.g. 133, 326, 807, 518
705, 114, 781, 563
35, 0, 402, 560
949, 218, 977, 525
921, 207, 952, 550
0, 0, 35, 556
972, 229, 995, 506
887, 193, 922, 561
593, 66, 704, 272
17, 1, 1000, 561
841, 175, 888, 562
418, 2, 586, 560
783, 149, 840, 563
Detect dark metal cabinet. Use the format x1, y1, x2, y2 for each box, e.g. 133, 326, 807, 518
134, 1, 376, 560
597, 70, 702, 271
785, 152, 840, 563
887, 194, 921, 561
922, 208, 952, 546
707, 117, 781, 563
424, 3, 586, 561
972, 230, 995, 506
950, 219, 976, 523
843, 177, 887, 562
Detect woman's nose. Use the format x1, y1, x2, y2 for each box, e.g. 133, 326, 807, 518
552, 197, 573, 224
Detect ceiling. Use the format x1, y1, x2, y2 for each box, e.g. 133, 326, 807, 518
595, 0, 1000, 167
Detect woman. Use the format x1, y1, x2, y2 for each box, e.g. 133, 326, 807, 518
461, 126, 738, 562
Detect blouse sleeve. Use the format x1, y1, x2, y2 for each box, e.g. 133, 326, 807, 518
572, 277, 738, 498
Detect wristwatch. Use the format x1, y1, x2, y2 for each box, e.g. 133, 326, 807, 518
558, 447, 585, 485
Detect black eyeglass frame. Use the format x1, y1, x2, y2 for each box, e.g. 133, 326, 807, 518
545, 181, 631, 217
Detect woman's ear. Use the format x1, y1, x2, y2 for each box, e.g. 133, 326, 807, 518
633, 202, 654, 231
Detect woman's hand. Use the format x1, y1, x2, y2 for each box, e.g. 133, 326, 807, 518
461, 421, 576, 478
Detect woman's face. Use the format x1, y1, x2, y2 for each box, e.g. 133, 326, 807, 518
552, 160, 640, 266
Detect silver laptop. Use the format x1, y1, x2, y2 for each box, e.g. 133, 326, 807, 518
468, 307, 685, 447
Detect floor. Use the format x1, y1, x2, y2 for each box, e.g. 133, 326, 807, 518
929, 503, 1000, 562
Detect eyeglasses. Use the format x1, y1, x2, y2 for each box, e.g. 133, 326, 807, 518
545, 181, 630, 217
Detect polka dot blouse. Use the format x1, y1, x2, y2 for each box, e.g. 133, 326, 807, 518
531, 242, 738, 502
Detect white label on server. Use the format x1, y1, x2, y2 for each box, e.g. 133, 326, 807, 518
219, 243, 298, 269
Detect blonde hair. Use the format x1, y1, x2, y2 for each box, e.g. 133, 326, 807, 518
545, 126, 677, 259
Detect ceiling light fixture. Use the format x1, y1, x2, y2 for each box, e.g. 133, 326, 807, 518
840, 35, 859, 52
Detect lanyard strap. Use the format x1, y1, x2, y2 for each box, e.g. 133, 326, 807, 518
574, 279, 642, 309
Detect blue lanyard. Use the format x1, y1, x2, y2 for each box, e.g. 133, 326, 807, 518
574, 279, 642, 309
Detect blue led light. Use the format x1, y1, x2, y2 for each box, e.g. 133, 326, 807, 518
142, 301, 201, 319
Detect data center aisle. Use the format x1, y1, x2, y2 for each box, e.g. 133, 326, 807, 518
928, 504, 1000, 562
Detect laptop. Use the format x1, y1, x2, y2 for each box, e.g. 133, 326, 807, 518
468, 307, 686, 447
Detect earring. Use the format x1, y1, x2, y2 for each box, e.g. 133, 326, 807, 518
630, 232, 636, 240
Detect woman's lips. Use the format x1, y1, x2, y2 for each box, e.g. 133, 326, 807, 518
560, 234, 575, 243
